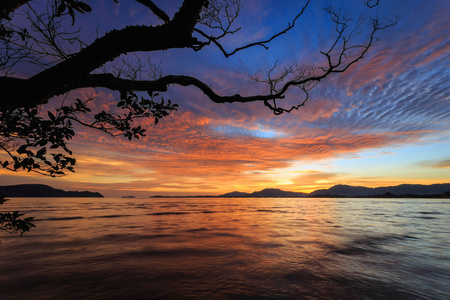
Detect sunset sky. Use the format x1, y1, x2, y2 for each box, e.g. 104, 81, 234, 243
1, 0, 449, 197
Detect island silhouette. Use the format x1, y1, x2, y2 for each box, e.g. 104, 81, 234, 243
0, 184, 103, 197
152, 183, 450, 198
1, 183, 449, 198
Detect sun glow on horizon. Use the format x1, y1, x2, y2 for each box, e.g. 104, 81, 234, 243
1, 1, 449, 197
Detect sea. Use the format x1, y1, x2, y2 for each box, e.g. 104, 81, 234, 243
0, 197, 449, 300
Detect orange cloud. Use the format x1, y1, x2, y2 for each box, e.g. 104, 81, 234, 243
43, 105, 432, 196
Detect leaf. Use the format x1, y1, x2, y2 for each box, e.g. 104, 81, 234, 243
72, 2, 85, 14
17, 144, 28, 154
53, 154, 61, 163
37, 140, 48, 146
77, 2, 92, 12
48, 111, 56, 122
36, 147, 47, 157
56, 2, 66, 16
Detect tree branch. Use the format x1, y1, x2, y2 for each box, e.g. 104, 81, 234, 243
196, 0, 311, 57
364, 0, 380, 8
1, 0, 207, 109
74, 74, 285, 104
73, 71, 331, 108
0, 0, 31, 20
134, 0, 170, 23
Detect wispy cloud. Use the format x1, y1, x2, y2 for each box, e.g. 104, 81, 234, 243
3, 0, 449, 196
418, 158, 450, 169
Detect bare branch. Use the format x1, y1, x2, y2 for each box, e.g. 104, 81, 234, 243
134, 0, 170, 23
250, 6, 400, 114
364, 0, 380, 9
196, 0, 311, 57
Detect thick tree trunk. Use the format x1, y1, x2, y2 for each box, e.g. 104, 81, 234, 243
0, 0, 206, 109
2, 25, 192, 108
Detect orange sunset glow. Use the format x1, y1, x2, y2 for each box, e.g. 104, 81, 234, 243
1, 1, 450, 299
0, 0, 449, 197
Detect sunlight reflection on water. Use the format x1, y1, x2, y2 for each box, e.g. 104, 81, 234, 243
0, 197, 449, 299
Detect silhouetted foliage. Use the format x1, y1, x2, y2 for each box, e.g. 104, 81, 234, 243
0, 195, 35, 239
0, 92, 177, 176
0, 0, 398, 176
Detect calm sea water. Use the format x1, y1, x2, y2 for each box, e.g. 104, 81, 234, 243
0, 197, 449, 299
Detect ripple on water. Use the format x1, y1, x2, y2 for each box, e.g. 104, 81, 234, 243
148, 211, 191, 215
0, 197, 448, 300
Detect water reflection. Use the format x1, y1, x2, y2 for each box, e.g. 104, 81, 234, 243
0, 197, 449, 299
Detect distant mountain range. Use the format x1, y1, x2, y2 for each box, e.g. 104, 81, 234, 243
218, 184, 450, 198
2, 183, 449, 198
0, 184, 104, 197
310, 183, 450, 197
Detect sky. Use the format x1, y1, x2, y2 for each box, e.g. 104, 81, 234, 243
1, 0, 449, 197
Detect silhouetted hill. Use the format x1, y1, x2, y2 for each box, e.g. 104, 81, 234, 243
250, 188, 308, 197
220, 188, 308, 198
311, 183, 450, 197
311, 185, 372, 196
0, 184, 103, 197
220, 191, 251, 197
218, 184, 450, 198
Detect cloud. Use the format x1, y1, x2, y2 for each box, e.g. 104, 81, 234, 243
59, 104, 434, 195
336, 3, 450, 93
418, 158, 450, 169
3, 0, 449, 196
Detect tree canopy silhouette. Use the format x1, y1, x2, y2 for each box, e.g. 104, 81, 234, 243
0, 0, 397, 176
